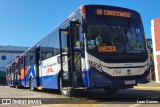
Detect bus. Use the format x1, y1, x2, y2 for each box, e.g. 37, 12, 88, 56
6, 5, 150, 96
6, 57, 20, 87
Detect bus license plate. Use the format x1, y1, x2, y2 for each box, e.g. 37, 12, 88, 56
125, 80, 136, 85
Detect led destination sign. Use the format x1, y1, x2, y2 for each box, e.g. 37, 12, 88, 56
96, 9, 131, 18
98, 46, 117, 53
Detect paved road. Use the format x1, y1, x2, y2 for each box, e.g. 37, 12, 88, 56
0, 85, 160, 107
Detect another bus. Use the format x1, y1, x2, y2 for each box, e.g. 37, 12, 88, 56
6, 57, 20, 87
6, 5, 150, 96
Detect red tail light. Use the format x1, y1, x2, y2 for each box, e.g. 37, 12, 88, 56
81, 5, 86, 17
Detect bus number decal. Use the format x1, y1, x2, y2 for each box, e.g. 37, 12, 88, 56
113, 70, 121, 75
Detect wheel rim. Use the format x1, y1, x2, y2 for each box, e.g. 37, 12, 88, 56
60, 78, 70, 95
62, 87, 70, 95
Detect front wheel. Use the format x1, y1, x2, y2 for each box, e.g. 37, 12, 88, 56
59, 77, 74, 97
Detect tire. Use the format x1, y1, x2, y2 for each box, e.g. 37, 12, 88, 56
29, 78, 34, 91
104, 87, 118, 94
59, 77, 74, 97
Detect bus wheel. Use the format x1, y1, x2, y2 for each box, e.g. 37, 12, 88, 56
59, 77, 74, 96
29, 78, 34, 91
104, 87, 118, 94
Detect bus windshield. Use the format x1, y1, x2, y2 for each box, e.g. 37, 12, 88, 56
87, 18, 146, 54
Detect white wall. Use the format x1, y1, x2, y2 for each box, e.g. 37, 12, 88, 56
0, 52, 21, 72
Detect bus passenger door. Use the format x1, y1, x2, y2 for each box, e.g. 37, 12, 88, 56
35, 46, 41, 87
59, 21, 82, 88
59, 29, 71, 87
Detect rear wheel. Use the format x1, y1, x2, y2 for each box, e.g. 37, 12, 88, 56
104, 87, 118, 94
59, 77, 74, 96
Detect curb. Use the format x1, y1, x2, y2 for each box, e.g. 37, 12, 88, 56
134, 86, 160, 90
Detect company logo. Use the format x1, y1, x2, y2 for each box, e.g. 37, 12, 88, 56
89, 61, 102, 71
2, 99, 11, 104
1, 99, 42, 105
127, 69, 131, 75
47, 67, 54, 73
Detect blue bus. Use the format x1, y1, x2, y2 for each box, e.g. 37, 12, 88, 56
6, 5, 150, 96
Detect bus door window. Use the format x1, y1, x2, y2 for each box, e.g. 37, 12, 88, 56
59, 28, 71, 87
61, 30, 69, 75
70, 21, 83, 87
60, 29, 69, 67
72, 22, 81, 72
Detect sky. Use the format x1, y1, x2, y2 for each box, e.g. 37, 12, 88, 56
0, 0, 159, 47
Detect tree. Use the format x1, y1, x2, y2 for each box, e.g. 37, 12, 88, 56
146, 38, 155, 80
146, 38, 153, 61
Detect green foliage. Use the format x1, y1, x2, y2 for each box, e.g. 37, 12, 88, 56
146, 38, 153, 53
146, 38, 154, 67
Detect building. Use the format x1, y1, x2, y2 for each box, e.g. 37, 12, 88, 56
151, 18, 160, 83
0, 45, 29, 83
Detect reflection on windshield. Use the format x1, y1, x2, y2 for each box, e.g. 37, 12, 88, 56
87, 25, 145, 54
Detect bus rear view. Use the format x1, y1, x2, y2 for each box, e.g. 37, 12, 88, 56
81, 5, 150, 93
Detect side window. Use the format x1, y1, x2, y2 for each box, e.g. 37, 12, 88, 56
40, 47, 55, 61
61, 32, 68, 53
29, 54, 35, 65
30, 55, 33, 60
25, 55, 30, 66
